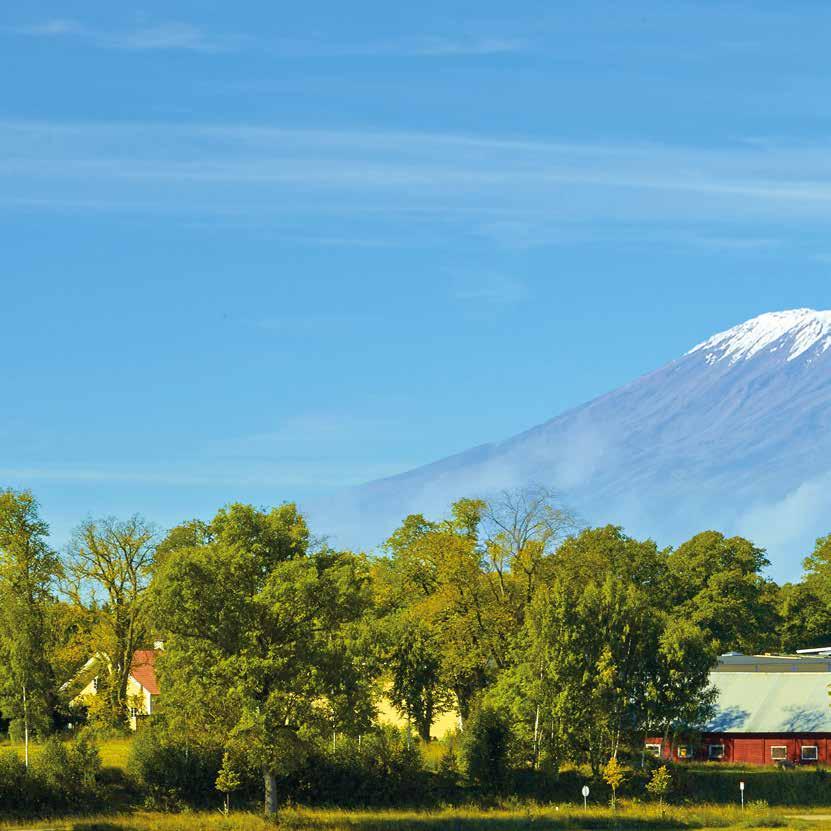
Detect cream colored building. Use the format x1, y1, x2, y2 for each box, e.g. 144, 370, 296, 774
74, 648, 161, 731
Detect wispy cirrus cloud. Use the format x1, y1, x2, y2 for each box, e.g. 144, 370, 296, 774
9, 19, 526, 57
279, 36, 528, 57
3, 120, 831, 247
0, 460, 409, 489
454, 275, 529, 304
9, 19, 240, 52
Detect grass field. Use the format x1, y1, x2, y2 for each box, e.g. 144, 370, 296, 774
0, 735, 133, 770
0, 803, 824, 831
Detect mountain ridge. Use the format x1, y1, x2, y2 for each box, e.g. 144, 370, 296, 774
312, 309, 831, 580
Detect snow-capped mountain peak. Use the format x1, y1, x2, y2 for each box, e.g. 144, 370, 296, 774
687, 308, 831, 366
315, 307, 831, 579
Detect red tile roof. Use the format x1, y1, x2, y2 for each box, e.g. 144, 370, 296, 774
130, 649, 160, 696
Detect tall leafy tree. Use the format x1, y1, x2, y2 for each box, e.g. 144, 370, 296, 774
490, 526, 715, 772
152, 503, 376, 814
774, 534, 831, 651
668, 531, 776, 653
65, 515, 157, 726
378, 501, 499, 733
0, 490, 62, 765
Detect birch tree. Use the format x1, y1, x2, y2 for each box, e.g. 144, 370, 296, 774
0, 490, 61, 765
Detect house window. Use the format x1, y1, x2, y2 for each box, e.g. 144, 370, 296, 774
708, 744, 725, 760
677, 745, 692, 759
802, 746, 819, 762
771, 746, 788, 761
645, 743, 662, 757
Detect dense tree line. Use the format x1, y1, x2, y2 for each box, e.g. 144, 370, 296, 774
2, 485, 831, 811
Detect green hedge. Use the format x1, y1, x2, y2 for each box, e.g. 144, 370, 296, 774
675, 765, 831, 806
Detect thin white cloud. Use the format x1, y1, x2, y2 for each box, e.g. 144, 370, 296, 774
3, 120, 831, 236
454, 275, 529, 304
289, 36, 528, 57
9, 19, 237, 52
17, 19, 83, 36
0, 459, 413, 489
8, 20, 525, 57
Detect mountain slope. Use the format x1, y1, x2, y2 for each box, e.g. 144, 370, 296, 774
314, 309, 831, 579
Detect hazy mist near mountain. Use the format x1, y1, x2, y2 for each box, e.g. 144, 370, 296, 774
312, 309, 831, 581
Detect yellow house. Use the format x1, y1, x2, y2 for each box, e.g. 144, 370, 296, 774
72, 646, 457, 738
74, 648, 161, 731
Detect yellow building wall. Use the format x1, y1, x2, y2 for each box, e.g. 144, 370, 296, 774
375, 694, 459, 739
76, 675, 153, 731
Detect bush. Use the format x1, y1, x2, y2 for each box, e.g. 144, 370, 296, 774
127, 721, 222, 809
278, 726, 433, 807
0, 750, 32, 809
30, 732, 102, 809
461, 707, 512, 793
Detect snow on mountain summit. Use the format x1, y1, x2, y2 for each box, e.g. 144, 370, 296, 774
687, 308, 831, 366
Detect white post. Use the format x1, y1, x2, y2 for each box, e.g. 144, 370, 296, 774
740, 780, 745, 809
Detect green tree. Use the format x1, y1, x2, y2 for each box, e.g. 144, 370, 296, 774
387, 616, 452, 742
489, 526, 715, 773
802, 534, 831, 593
669, 532, 776, 653
152, 502, 376, 814
602, 755, 628, 810
481, 485, 579, 624
644, 618, 716, 757
0, 490, 62, 765
776, 581, 831, 652
377, 504, 492, 736
777, 535, 831, 650
216, 750, 241, 815
65, 515, 157, 727
646, 764, 672, 811
462, 706, 511, 792
377, 490, 574, 736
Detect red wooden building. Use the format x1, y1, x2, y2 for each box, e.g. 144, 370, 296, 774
646, 650, 831, 766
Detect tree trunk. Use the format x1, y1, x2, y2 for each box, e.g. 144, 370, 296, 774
263, 770, 278, 815
22, 682, 29, 770
533, 703, 540, 768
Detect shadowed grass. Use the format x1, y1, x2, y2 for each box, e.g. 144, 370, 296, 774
0, 802, 813, 831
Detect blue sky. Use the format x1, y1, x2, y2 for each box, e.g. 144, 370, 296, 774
3, 1, 831, 548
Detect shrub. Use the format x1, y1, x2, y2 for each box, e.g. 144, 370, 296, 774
127, 721, 222, 809
645, 765, 672, 811
279, 726, 432, 807
0, 750, 32, 809
461, 707, 512, 793
29, 732, 102, 810
602, 755, 629, 810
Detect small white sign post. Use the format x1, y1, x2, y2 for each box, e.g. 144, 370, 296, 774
582, 785, 590, 810
740, 780, 745, 810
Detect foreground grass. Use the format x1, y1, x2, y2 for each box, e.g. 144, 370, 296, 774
0, 802, 817, 831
